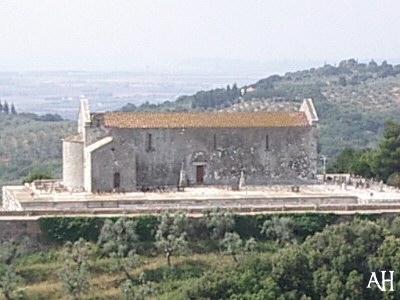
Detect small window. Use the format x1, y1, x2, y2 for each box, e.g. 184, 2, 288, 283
146, 133, 153, 151
213, 134, 217, 150
148, 134, 152, 149
114, 172, 120, 189
265, 134, 269, 150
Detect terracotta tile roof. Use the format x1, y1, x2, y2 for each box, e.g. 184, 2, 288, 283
104, 111, 309, 129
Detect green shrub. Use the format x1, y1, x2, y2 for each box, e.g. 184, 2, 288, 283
135, 215, 158, 241
142, 260, 207, 283
16, 250, 59, 265
387, 172, 400, 187
290, 213, 339, 240
22, 168, 52, 184
36, 214, 340, 247
17, 266, 52, 285
38, 217, 103, 244
234, 213, 339, 241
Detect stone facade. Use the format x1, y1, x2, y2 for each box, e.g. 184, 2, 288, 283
62, 98, 319, 192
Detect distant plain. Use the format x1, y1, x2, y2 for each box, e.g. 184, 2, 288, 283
0, 71, 261, 119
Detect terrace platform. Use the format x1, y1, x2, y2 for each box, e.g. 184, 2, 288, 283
3, 178, 400, 216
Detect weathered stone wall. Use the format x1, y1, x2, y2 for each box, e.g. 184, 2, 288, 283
9, 195, 359, 211
307, 126, 318, 176
85, 114, 111, 145
0, 220, 41, 242
85, 125, 317, 189
90, 137, 137, 192
2, 187, 23, 211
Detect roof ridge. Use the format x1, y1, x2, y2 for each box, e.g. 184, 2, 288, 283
106, 110, 301, 115
103, 110, 309, 129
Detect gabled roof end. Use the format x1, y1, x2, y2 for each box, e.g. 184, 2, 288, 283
78, 96, 91, 133
300, 98, 318, 126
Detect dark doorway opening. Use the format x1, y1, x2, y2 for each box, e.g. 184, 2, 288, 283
196, 166, 204, 184
114, 172, 120, 189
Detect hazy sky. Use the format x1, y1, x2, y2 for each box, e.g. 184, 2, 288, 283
0, 0, 399, 71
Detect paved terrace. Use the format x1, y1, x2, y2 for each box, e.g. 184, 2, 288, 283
3, 179, 400, 216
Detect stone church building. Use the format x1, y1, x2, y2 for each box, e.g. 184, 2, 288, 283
62, 98, 318, 192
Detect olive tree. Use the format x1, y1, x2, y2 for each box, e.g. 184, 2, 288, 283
97, 217, 156, 298
203, 208, 235, 240
120, 272, 156, 300
59, 238, 92, 300
155, 211, 188, 266
220, 232, 256, 263
261, 216, 295, 246
98, 217, 139, 280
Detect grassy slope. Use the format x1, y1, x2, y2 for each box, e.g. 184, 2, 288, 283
14, 251, 238, 300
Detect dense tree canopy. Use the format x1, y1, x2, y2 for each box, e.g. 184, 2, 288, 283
328, 120, 400, 184
372, 120, 400, 181
328, 120, 400, 186
182, 217, 400, 300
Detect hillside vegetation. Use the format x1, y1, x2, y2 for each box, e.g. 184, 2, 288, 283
3, 213, 400, 299
121, 59, 400, 158
0, 113, 74, 192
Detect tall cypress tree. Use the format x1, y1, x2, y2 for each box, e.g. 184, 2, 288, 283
11, 103, 17, 115
3, 101, 9, 114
